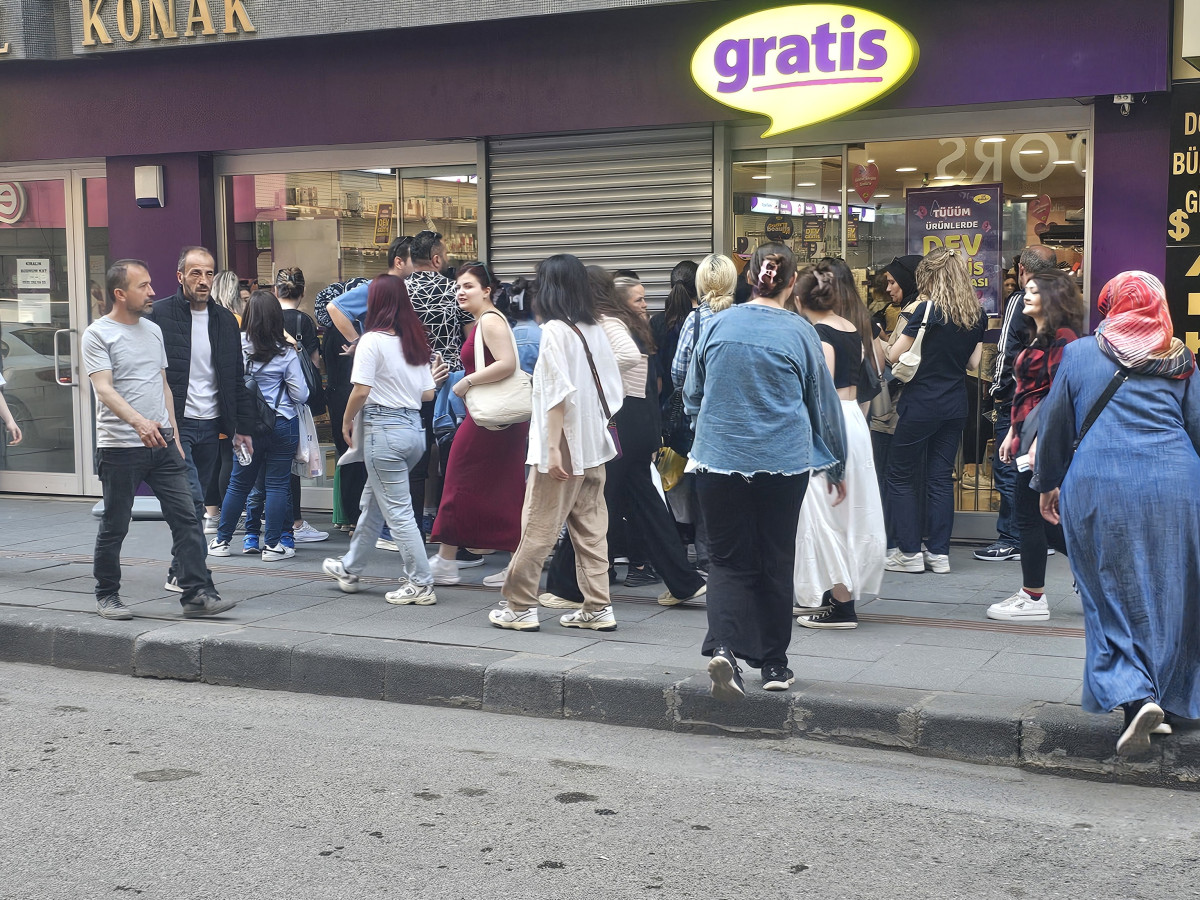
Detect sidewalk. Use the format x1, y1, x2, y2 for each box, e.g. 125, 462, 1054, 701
1, 495, 1195, 789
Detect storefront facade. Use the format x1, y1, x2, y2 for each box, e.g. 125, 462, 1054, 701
0, 0, 1175, 520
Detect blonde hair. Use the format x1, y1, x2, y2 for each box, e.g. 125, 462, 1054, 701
696, 253, 737, 313
916, 247, 981, 330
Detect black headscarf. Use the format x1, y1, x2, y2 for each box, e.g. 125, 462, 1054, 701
884, 255, 921, 305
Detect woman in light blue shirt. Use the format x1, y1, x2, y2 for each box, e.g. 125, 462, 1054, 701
209, 291, 307, 562
684, 243, 846, 701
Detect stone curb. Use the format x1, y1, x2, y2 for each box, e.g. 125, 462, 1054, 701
0, 606, 1193, 790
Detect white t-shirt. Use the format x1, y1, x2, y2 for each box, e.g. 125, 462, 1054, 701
184, 307, 219, 419
82, 316, 172, 448
350, 331, 435, 410
527, 320, 624, 475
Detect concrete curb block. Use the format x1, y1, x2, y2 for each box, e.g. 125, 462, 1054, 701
1, 606, 1195, 790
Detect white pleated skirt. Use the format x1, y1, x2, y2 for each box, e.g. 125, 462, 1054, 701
794, 399, 887, 607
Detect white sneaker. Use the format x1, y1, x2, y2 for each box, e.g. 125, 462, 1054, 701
385, 582, 437, 605
428, 553, 460, 585
657, 583, 707, 607
261, 543, 296, 562
321, 558, 360, 594
987, 589, 1049, 621
376, 538, 400, 552
922, 550, 950, 574
884, 550, 923, 573
559, 606, 617, 631
207, 538, 231, 558
538, 591, 584, 609
488, 605, 540, 631
482, 568, 509, 587
293, 521, 329, 543
202, 514, 218, 535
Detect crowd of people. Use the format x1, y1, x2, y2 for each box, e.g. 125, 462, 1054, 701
77, 231, 1200, 759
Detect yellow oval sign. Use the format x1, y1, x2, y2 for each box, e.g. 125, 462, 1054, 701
691, 5, 919, 138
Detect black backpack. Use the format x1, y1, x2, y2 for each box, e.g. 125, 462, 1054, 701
244, 361, 285, 437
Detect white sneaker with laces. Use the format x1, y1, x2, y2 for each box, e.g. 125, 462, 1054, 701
987, 589, 1049, 621
482, 568, 509, 587
376, 538, 400, 552
293, 521, 329, 543
202, 515, 218, 535
884, 550, 923, 573
922, 550, 950, 574
261, 543, 296, 562
559, 606, 617, 631
428, 553, 460, 585
488, 605, 540, 630
321, 558, 360, 593
207, 538, 231, 558
385, 582, 437, 605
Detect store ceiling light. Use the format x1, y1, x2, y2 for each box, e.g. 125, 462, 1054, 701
979, 137, 1006, 143
1021, 193, 1038, 198
751, 175, 771, 179
1052, 159, 1074, 165
875, 193, 891, 198
896, 167, 917, 172
1018, 149, 1044, 155
933, 175, 955, 180
867, 159, 875, 163
796, 181, 816, 186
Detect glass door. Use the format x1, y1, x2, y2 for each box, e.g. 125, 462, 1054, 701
0, 175, 78, 492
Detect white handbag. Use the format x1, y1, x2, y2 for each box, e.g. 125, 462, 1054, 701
463, 311, 533, 430
890, 300, 931, 383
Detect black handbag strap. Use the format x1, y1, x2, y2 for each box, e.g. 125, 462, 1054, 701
248, 359, 287, 410
566, 321, 613, 421
1073, 367, 1129, 451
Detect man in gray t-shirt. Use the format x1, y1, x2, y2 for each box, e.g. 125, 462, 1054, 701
82, 259, 237, 620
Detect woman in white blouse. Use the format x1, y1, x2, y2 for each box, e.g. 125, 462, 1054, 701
488, 254, 624, 632
541, 268, 707, 610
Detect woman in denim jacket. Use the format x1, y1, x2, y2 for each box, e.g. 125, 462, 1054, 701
684, 243, 847, 701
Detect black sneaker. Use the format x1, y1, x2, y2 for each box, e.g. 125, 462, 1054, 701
181, 592, 238, 618
973, 542, 1020, 561
794, 590, 835, 616
456, 548, 485, 568
624, 564, 662, 588
761, 665, 795, 691
96, 595, 133, 620
707, 646, 745, 702
797, 601, 858, 630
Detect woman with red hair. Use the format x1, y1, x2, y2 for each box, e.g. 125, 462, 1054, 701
1035, 270, 1200, 757
322, 275, 445, 605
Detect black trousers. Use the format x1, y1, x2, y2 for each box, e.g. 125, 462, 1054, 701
546, 396, 703, 601
323, 328, 367, 525
697, 470, 808, 670
1014, 467, 1066, 587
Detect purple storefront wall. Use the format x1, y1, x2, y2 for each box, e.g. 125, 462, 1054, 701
0, 0, 1172, 295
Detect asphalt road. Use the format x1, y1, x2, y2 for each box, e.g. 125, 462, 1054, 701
2, 663, 1197, 900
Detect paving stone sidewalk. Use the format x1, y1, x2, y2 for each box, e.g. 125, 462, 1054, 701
0, 496, 1195, 789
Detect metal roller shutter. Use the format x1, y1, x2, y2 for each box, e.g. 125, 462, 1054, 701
487, 126, 715, 305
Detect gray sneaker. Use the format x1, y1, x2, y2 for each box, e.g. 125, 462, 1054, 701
181, 592, 238, 618
97, 595, 133, 620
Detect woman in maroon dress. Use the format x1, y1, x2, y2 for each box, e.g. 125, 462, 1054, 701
428, 262, 529, 584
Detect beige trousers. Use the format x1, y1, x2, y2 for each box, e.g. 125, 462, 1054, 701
503, 465, 611, 613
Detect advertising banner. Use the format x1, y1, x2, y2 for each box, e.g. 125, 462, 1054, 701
1165, 82, 1200, 353
905, 184, 1002, 315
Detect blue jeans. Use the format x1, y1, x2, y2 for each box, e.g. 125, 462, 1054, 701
342, 405, 431, 586
991, 405, 1020, 546
886, 415, 965, 556
95, 445, 216, 604
217, 416, 298, 547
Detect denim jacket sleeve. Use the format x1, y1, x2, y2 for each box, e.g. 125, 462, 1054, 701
682, 319, 708, 419
802, 332, 848, 484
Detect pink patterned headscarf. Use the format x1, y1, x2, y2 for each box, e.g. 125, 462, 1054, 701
1094, 271, 1194, 379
